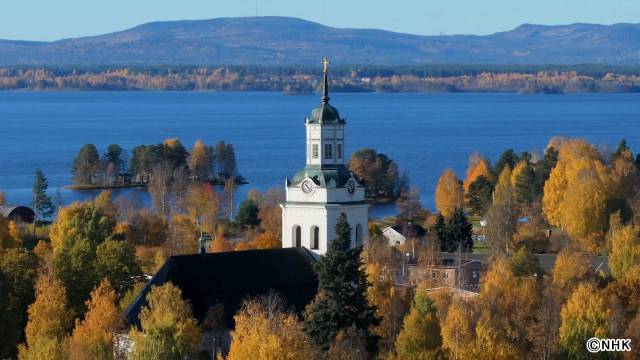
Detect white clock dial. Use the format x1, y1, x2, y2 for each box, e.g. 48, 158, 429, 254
301, 180, 314, 194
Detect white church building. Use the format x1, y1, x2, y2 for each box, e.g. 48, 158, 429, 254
281, 58, 369, 256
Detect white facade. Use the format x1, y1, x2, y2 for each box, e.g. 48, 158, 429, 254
281, 58, 369, 256
382, 227, 407, 247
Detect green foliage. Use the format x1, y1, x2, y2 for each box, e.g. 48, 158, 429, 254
511, 246, 543, 277
72, 144, 100, 185
448, 208, 474, 252
305, 213, 380, 353
394, 292, 443, 359
54, 238, 98, 316
95, 239, 142, 295
466, 175, 494, 216
0, 249, 40, 359
33, 169, 55, 220
435, 209, 473, 253
493, 149, 518, 177
235, 199, 260, 229
559, 283, 610, 359
129, 283, 201, 360
513, 161, 536, 205
104, 144, 125, 172
534, 146, 559, 198
50, 201, 117, 251
214, 141, 238, 180
119, 281, 146, 311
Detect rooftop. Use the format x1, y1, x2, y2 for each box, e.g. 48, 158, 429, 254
125, 247, 318, 328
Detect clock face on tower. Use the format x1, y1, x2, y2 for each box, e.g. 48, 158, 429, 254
301, 179, 315, 194
346, 179, 356, 194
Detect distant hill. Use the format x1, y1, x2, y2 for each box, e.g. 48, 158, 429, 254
2, 17, 640, 66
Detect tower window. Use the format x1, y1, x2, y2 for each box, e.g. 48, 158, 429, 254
355, 224, 363, 247
294, 225, 302, 247
337, 143, 342, 159
312, 144, 319, 159
324, 144, 332, 159
311, 226, 319, 250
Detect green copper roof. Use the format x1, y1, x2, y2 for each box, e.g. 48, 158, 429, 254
291, 165, 353, 187
307, 102, 345, 125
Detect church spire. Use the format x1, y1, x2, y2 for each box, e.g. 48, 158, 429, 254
321, 57, 330, 103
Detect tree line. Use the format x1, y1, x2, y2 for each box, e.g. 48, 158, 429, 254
3, 66, 640, 93
72, 138, 241, 187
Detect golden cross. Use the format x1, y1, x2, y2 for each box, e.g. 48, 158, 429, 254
322, 57, 330, 73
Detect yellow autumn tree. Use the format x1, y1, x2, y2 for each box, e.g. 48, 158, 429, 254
49, 201, 117, 253
463, 153, 491, 192
0, 216, 21, 250
558, 165, 611, 251
185, 183, 221, 233
542, 139, 606, 226
189, 139, 213, 180
211, 224, 233, 253
393, 291, 443, 359
473, 256, 540, 359
168, 214, 200, 254
228, 297, 315, 360
551, 249, 593, 298
609, 225, 640, 279
559, 283, 609, 359
69, 279, 122, 360
441, 299, 475, 360
18, 274, 70, 360
129, 283, 201, 360
542, 139, 601, 226
435, 169, 464, 218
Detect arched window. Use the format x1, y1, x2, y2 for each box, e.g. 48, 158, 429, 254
311, 226, 319, 250
355, 224, 363, 247
293, 225, 302, 247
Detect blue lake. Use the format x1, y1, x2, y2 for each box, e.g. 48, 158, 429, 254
1, 91, 639, 218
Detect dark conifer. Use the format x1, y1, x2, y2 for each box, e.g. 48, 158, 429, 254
448, 208, 474, 252
33, 169, 55, 220
304, 212, 379, 352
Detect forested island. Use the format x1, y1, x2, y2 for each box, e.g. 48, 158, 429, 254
3, 65, 640, 93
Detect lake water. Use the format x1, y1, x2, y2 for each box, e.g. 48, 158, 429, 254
1, 91, 639, 218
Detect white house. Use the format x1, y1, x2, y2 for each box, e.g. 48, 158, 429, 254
382, 223, 428, 247
280, 58, 369, 256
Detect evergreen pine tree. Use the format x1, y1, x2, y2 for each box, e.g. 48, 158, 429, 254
304, 212, 379, 353
434, 213, 454, 252
33, 169, 55, 220
447, 208, 474, 252
513, 162, 536, 205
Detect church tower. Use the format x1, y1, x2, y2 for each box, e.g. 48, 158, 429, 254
281, 57, 369, 256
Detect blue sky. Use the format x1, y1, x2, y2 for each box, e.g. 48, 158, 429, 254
2, 0, 639, 41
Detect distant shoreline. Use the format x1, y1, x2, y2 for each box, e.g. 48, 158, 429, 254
2, 65, 639, 94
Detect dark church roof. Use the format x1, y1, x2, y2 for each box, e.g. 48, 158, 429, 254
0, 204, 35, 223
125, 247, 318, 328
290, 165, 354, 187
307, 102, 345, 125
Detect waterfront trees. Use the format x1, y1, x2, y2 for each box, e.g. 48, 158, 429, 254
349, 149, 400, 199
72, 144, 100, 185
